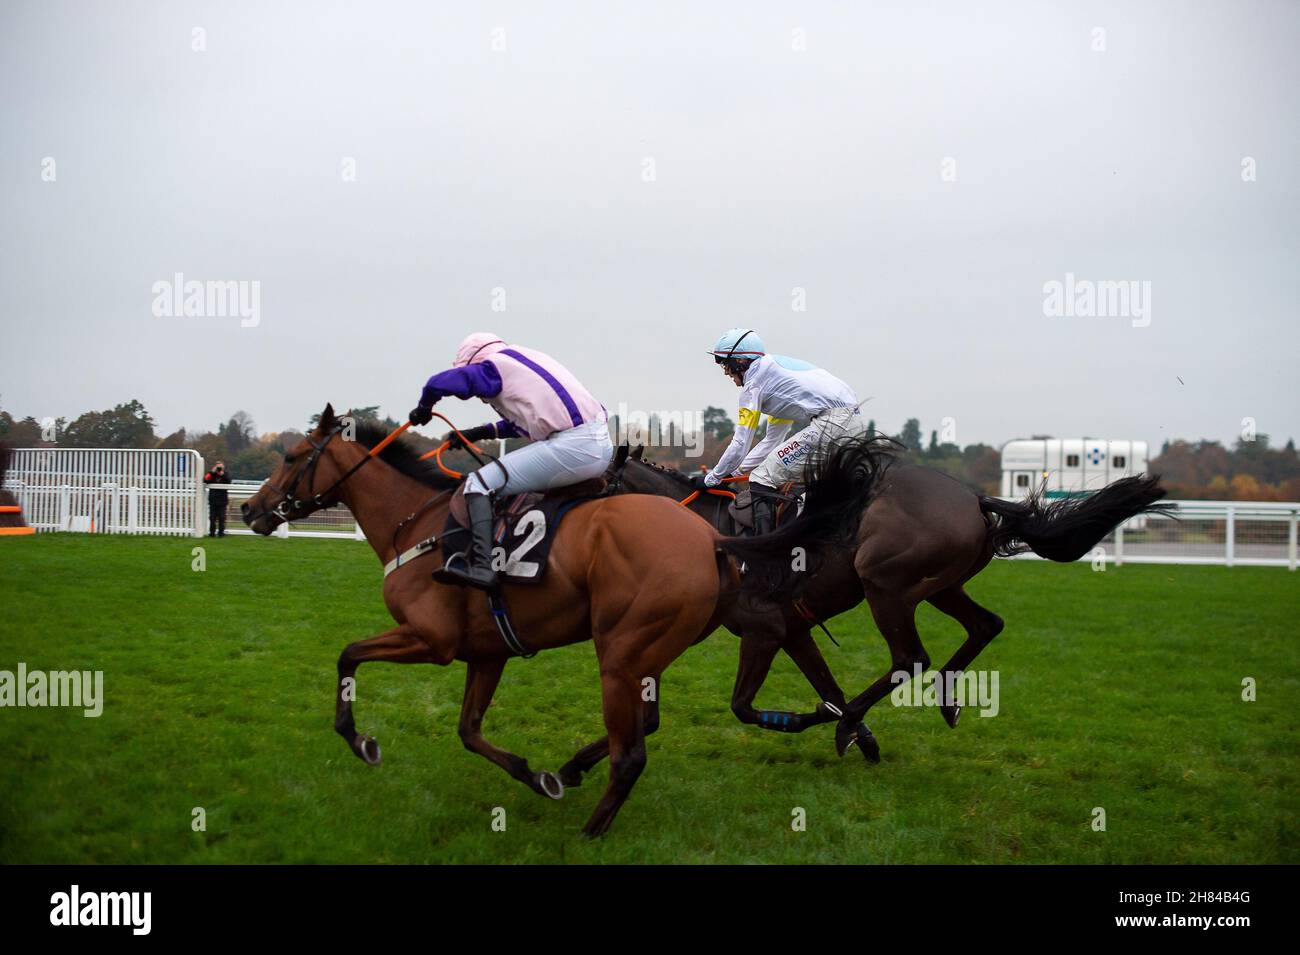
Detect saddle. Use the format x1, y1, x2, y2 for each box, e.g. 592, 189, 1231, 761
441, 478, 607, 584
727, 481, 801, 533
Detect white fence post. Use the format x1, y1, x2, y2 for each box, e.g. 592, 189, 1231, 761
1225, 504, 1235, 568
1289, 509, 1297, 572
191, 450, 205, 538
1115, 523, 1124, 567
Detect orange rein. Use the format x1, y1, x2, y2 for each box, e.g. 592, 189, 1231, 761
679, 475, 746, 507
413, 411, 488, 480
365, 420, 411, 458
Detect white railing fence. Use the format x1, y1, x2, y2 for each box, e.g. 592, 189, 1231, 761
4, 448, 204, 537
4, 450, 1296, 570
1007, 500, 1298, 570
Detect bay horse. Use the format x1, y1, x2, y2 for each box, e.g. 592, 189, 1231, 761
618, 437, 1169, 760
241, 405, 737, 837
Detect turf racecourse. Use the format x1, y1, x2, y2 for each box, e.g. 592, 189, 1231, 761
0, 534, 1294, 864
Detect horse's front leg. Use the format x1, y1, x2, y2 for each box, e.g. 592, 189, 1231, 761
729, 620, 839, 736
780, 626, 879, 762
335, 626, 440, 765
457, 658, 565, 800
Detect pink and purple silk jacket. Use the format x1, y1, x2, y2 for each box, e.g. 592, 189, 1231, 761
419, 337, 606, 442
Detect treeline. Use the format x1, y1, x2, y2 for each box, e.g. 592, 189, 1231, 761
3, 400, 1297, 499
0, 401, 449, 481
2, 400, 296, 481
1151, 436, 1300, 501
878, 417, 1003, 494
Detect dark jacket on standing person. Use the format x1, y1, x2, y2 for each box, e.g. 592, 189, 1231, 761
204, 468, 230, 505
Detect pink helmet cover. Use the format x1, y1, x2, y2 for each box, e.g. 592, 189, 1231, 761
454, 332, 508, 367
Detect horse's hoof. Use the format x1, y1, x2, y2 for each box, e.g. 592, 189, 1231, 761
834, 720, 857, 757
557, 765, 583, 789
855, 726, 881, 763
941, 702, 962, 729
357, 734, 382, 765
536, 770, 565, 800
581, 817, 609, 839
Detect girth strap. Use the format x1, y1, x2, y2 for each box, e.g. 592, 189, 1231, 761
383, 536, 441, 578
487, 588, 534, 657
381, 532, 534, 659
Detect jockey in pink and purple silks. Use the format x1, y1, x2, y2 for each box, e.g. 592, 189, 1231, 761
408, 332, 612, 590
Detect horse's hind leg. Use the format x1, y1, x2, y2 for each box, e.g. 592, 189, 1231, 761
459, 658, 565, 800
834, 589, 930, 757
581, 666, 648, 838
336, 626, 440, 765
927, 584, 1005, 728
557, 688, 659, 790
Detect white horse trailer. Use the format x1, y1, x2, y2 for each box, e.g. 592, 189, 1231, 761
1000, 439, 1151, 529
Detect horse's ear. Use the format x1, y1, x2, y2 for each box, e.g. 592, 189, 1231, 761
613, 444, 629, 469
319, 403, 336, 430
631, 444, 644, 461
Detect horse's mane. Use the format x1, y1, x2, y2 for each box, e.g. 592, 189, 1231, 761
631, 455, 697, 487
353, 421, 460, 491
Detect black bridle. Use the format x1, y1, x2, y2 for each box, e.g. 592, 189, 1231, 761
252, 422, 374, 525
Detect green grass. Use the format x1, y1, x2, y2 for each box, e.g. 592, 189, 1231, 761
0, 534, 1295, 864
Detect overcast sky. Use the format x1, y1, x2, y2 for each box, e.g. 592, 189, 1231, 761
2, 0, 1297, 450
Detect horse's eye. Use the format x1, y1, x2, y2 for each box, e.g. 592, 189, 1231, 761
285, 455, 296, 464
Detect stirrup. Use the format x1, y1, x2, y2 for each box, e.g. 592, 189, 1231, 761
432, 551, 498, 590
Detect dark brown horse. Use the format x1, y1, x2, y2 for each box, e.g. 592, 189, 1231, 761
241, 405, 737, 836
609, 449, 878, 757
617, 437, 1169, 760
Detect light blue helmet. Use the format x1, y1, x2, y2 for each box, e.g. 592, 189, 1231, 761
709, 328, 765, 365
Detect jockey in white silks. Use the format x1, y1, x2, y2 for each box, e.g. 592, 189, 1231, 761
696, 328, 865, 535
408, 332, 613, 589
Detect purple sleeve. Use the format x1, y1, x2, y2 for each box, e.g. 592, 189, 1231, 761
492, 418, 526, 439
419, 361, 502, 406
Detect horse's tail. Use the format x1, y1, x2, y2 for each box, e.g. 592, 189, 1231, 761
979, 475, 1172, 562
718, 433, 900, 595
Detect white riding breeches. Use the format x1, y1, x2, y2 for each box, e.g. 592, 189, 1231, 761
748, 406, 866, 488
464, 419, 614, 496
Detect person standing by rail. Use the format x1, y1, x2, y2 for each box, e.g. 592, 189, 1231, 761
205, 460, 230, 537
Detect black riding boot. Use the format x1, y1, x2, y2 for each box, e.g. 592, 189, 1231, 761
750, 483, 778, 536
434, 492, 500, 590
